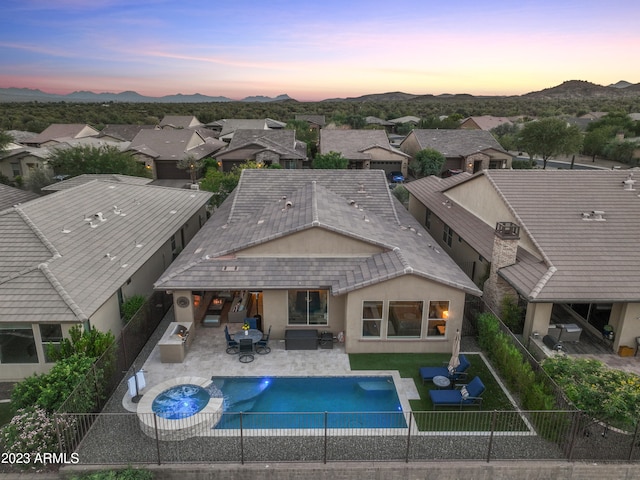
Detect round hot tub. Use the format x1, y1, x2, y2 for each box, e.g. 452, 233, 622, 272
152, 384, 210, 419
137, 376, 223, 440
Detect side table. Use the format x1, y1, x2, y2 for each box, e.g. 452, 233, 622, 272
432, 375, 451, 389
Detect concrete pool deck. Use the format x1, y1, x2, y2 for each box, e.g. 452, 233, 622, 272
122, 308, 422, 415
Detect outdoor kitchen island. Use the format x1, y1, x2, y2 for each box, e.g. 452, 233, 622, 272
158, 321, 194, 363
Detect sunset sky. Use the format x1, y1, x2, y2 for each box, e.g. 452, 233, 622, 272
1, 0, 638, 101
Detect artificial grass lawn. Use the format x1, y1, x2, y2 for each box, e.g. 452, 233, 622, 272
349, 352, 528, 432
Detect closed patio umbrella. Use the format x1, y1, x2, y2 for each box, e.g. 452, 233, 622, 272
448, 329, 461, 372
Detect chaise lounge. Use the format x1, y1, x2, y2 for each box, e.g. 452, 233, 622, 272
419, 354, 470, 384
429, 376, 485, 409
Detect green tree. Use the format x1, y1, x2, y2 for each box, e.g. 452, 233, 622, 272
517, 118, 583, 169
176, 154, 203, 184
48, 325, 115, 362
48, 145, 151, 178
0, 130, 12, 155
313, 151, 349, 169
25, 165, 54, 194
286, 120, 318, 158
410, 148, 446, 178
582, 126, 616, 161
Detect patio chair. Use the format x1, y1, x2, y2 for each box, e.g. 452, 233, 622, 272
238, 338, 254, 363
429, 376, 485, 409
419, 354, 470, 384
245, 317, 258, 330
256, 325, 272, 354
224, 325, 239, 354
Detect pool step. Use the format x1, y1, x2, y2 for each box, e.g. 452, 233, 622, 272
357, 380, 394, 393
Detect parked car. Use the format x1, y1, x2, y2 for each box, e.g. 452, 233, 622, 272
387, 171, 405, 183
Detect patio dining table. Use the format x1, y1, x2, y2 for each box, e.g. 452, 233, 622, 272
233, 328, 263, 344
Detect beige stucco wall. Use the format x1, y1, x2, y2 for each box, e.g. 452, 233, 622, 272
344, 275, 466, 354
0, 153, 51, 181
445, 176, 541, 257
614, 302, 640, 352
238, 228, 385, 257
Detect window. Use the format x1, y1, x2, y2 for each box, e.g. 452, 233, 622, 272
10, 162, 21, 178
288, 290, 328, 325
387, 301, 422, 338
427, 300, 449, 336
442, 226, 453, 247
39, 324, 63, 362
362, 301, 382, 337
283, 160, 297, 169
425, 209, 431, 229
0, 324, 37, 364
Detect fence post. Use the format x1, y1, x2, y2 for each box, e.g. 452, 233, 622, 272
405, 411, 413, 463
153, 414, 161, 465
486, 410, 497, 463
628, 420, 640, 462
323, 412, 328, 464
566, 411, 581, 462
240, 412, 244, 465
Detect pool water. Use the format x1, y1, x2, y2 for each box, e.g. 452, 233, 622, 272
152, 384, 210, 420
210, 376, 406, 429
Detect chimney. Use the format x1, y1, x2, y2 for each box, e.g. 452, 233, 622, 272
483, 222, 520, 314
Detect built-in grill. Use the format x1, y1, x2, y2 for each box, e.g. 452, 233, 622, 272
172, 324, 189, 343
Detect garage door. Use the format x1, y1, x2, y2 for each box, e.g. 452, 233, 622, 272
371, 160, 402, 174
155, 161, 190, 180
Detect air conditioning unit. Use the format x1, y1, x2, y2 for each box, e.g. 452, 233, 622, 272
190, 183, 200, 190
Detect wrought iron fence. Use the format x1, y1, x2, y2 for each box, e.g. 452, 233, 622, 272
54, 409, 639, 465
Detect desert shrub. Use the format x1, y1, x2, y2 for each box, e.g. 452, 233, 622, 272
69, 468, 154, 480
0, 406, 75, 469
543, 355, 640, 429
121, 295, 147, 322
48, 325, 114, 362
11, 354, 97, 412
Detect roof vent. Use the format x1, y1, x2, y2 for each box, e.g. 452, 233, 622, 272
222, 265, 239, 272
623, 173, 635, 191
94, 212, 106, 222
89, 221, 97, 228
358, 184, 366, 194
61, 227, 71, 234
105, 253, 116, 261
583, 210, 606, 221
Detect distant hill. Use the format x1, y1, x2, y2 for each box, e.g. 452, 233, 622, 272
0, 88, 292, 103
0, 80, 639, 103
523, 80, 640, 99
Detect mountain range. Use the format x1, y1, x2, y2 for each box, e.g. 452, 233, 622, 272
0, 80, 638, 103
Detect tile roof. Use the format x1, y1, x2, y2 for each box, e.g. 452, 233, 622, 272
460, 116, 513, 131
155, 170, 480, 297
319, 129, 396, 160
98, 124, 156, 142
295, 114, 326, 126
159, 116, 202, 128
0, 181, 212, 324
128, 129, 222, 160
217, 129, 306, 160
405, 129, 507, 157
410, 169, 640, 303
42, 174, 153, 192
26, 124, 99, 145
0, 184, 40, 211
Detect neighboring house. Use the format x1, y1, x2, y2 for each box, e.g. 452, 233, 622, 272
41, 174, 153, 193
459, 116, 513, 131
579, 112, 608, 120
399, 129, 512, 174
389, 116, 421, 127
365, 116, 395, 130
23, 124, 100, 147
98, 124, 157, 142
207, 119, 286, 142
295, 114, 326, 130
0, 183, 39, 210
128, 129, 225, 180
318, 129, 410, 177
404, 169, 640, 355
214, 129, 307, 171
0, 178, 212, 381
155, 169, 480, 354
0, 145, 52, 183
159, 115, 203, 129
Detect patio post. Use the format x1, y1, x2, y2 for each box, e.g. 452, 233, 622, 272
486, 410, 497, 463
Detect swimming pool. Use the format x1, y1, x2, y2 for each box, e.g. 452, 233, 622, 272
210, 376, 407, 429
